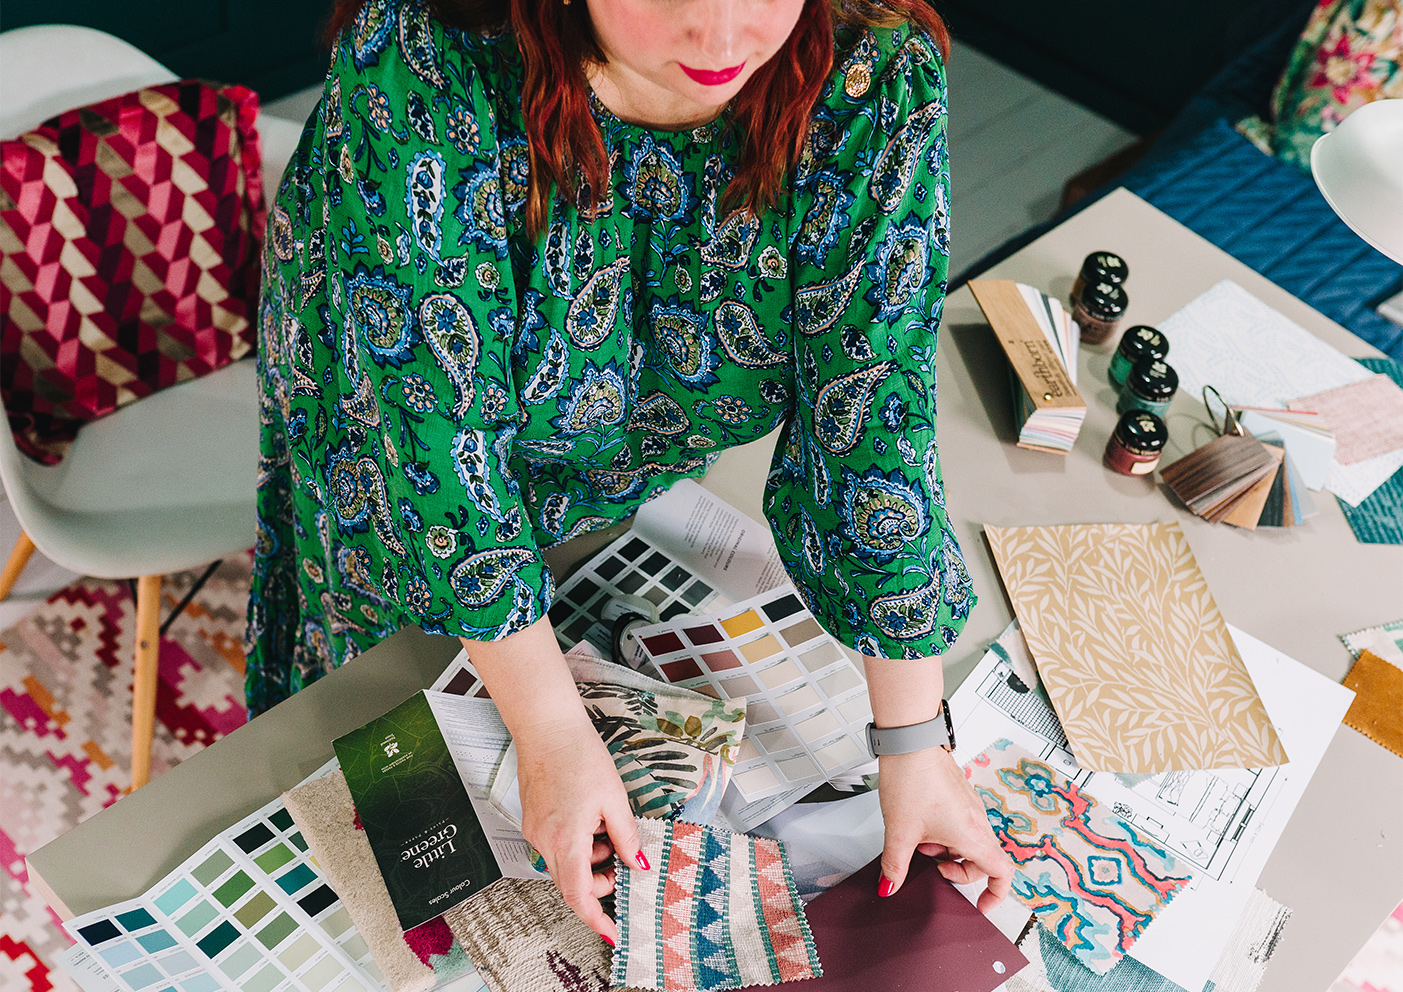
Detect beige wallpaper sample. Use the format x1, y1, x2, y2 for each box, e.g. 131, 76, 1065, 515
984, 522, 1287, 772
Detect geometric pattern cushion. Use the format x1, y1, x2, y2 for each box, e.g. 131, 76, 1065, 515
0, 80, 265, 463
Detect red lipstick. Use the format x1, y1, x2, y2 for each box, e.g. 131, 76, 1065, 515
680, 63, 745, 86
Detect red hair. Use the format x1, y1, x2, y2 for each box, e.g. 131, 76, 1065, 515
323, 0, 949, 238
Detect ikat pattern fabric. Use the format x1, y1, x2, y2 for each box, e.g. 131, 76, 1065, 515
245, 0, 974, 714
965, 739, 1193, 975
0, 81, 266, 463
577, 677, 745, 823
984, 521, 1286, 773
612, 817, 820, 991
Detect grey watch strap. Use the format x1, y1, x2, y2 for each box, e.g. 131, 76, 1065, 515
866, 701, 955, 756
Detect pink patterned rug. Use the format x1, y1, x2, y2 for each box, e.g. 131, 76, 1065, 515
0, 557, 250, 992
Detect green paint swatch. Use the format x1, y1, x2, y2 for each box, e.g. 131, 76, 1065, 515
254, 844, 295, 873
213, 870, 254, 907
192, 850, 234, 887
256, 912, 298, 950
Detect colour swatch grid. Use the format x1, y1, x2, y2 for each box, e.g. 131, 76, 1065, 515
66, 797, 386, 992
635, 585, 874, 800
547, 531, 724, 655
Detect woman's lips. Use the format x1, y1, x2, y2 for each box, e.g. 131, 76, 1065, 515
680, 63, 745, 86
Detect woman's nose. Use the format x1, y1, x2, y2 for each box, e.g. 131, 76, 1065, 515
690, 0, 741, 64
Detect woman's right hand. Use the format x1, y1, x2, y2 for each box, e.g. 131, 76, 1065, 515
513, 712, 648, 944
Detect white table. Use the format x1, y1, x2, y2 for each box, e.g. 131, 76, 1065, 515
30, 189, 1403, 990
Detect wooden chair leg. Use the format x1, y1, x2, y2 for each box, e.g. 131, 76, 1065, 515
130, 575, 163, 792
0, 531, 36, 601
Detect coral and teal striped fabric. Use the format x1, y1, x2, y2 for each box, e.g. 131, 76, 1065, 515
612, 818, 820, 991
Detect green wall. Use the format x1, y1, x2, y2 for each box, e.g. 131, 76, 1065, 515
0, 0, 330, 102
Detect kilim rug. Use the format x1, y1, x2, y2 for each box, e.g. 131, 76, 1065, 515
0, 557, 251, 992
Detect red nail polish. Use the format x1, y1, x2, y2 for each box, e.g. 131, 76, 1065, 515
877, 877, 894, 898
636, 850, 651, 871
602, 935, 615, 947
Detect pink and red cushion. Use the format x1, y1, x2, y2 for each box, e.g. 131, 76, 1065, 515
0, 80, 266, 463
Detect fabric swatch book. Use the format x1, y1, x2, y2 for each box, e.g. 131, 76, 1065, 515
969, 278, 1087, 454
984, 521, 1286, 772
333, 692, 503, 932
800, 855, 1025, 991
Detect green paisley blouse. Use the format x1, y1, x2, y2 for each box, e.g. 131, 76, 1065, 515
245, 0, 975, 714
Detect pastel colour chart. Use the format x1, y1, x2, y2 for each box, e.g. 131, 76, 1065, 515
634, 586, 875, 800
547, 531, 726, 657
66, 796, 391, 992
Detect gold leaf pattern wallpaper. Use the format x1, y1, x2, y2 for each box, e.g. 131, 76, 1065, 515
984, 521, 1287, 772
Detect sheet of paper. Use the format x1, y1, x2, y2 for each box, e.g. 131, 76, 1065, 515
949, 622, 1353, 989
984, 521, 1285, 772
1158, 279, 1373, 409
715, 780, 821, 834
1288, 373, 1403, 465
424, 691, 545, 881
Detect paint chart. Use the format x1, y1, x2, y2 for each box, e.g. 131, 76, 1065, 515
634, 586, 874, 800
547, 530, 727, 658
63, 794, 409, 992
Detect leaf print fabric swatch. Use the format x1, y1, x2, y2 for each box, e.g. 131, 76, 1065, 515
612, 818, 821, 991
984, 521, 1286, 772
964, 738, 1193, 975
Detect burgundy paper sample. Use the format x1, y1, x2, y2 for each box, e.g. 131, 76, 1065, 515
801, 857, 1026, 992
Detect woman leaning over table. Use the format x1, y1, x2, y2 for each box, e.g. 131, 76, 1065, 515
246, 0, 1014, 942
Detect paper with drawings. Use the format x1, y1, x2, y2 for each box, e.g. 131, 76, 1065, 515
949, 621, 1353, 991
1159, 280, 1373, 409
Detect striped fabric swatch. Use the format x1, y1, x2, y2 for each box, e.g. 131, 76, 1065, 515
965, 738, 1193, 975
612, 818, 821, 991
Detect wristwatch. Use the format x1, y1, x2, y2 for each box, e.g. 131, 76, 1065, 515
866, 700, 956, 757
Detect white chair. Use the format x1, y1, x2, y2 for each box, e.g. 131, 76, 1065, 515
0, 24, 305, 790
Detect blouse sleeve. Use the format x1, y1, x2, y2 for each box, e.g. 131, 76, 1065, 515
316, 6, 552, 640
765, 26, 976, 659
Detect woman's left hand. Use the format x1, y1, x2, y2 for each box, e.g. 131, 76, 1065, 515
876, 745, 1015, 912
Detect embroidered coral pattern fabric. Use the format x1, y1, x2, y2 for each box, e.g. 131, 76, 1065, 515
965, 738, 1193, 975
984, 521, 1286, 772
612, 818, 820, 991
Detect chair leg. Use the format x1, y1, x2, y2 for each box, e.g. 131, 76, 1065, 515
0, 531, 36, 601
130, 575, 163, 792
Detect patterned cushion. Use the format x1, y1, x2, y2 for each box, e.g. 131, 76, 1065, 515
1264, 0, 1403, 168
0, 80, 265, 463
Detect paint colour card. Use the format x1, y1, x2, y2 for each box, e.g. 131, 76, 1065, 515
65, 792, 393, 992
635, 585, 874, 800
334, 692, 502, 931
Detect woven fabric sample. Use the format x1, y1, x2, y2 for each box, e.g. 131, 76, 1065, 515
1342, 617, 1403, 660
444, 877, 636, 992
1342, 650, 1403, 758
1336, 359, 1403, 545
1288, 373, 1403, 465
984, 521, 1285, 772
613, 817, 821, 991
572, 656, 745, 822
0, 80, 264, 463
965, 739, 1193, 975
1006, 886, 1290, 992
281, 771, 476, 992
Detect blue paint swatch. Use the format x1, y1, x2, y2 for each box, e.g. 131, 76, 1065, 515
179, 976, 221, 992
136, 930, 178, 954
276, 863, 317, 895
122, 963, 165, 989
98, 941, 141, 968
196, 921, 239, 958
116, 908, 158, 932
154, 879, 197, 916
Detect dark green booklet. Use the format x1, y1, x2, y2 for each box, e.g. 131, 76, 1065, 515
333, 691, 502, 931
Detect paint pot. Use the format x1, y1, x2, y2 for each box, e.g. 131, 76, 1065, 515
1116, 357, 1179, 417
1072, 280, 1128, 346
1070, 251, 1128, 309
1104, 409, 1168, 476
1108, 325, 1169, 388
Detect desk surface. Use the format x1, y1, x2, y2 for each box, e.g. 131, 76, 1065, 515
30, 189, 1402, 989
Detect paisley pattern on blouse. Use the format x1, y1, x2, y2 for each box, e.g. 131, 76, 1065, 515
245, 0, 973, 713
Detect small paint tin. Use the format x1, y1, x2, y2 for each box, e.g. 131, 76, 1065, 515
1116, 357, 1179, 417
1070, 251, 1129, 309
1073, 281, 1128, 346
1104, 410, 1168, 475
1108, 325, 1169, 387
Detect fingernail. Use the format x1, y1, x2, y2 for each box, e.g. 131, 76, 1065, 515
877, 876, 895, 898
602, 935, 615, 947
636, 850, 651, 871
